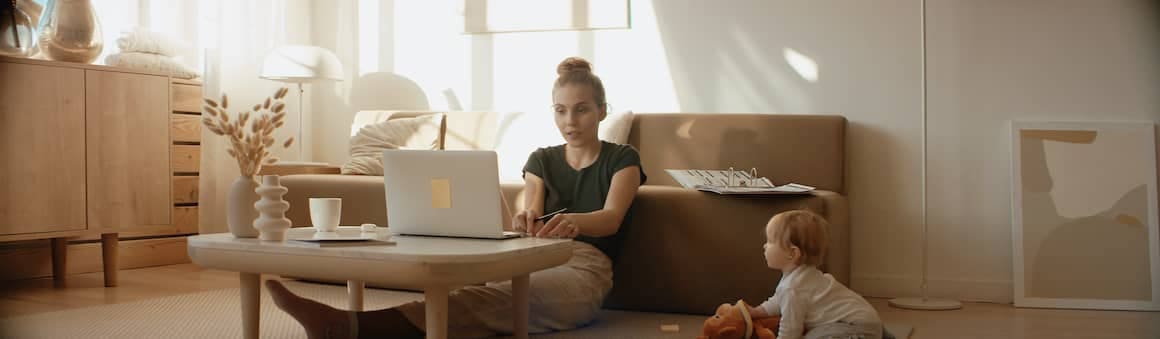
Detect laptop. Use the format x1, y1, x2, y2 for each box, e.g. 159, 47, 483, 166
381, 149, 521, 239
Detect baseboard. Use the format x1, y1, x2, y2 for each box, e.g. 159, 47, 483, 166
852, 274, 1014, 304
0, 236, 192, 281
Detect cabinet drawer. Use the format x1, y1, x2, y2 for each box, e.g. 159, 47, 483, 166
171, 114, 201, 143
171, 84, 202, 113
171, 145, 200, 173
174, 206, 199, 234
172, 176, 199, 204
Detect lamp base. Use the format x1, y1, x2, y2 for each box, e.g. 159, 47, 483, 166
888, 297, 962, 310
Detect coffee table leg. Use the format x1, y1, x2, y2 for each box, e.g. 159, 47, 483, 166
347, 280, 365, 311
240, 272, 260, 339
425, 286, 450, 339
513, 274, 531, 339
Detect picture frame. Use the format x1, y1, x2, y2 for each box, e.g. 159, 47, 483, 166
1010, 120, 1160, 310
463, 0, 631, 34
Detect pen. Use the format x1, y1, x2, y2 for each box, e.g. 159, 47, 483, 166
536, 207, 568, 222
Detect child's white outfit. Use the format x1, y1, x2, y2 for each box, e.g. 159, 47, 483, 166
758, 265, 882, 339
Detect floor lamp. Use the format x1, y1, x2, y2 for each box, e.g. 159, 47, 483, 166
888, 0, 963, 311
259, 45, 345, 165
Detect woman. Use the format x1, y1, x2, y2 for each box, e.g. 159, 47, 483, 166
266, 56, 647, 339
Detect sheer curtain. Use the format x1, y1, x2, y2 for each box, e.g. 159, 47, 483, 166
87, 0, 312, 233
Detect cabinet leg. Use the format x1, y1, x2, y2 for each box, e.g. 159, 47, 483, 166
101, 233, 118, 287
51, 238, 67, 288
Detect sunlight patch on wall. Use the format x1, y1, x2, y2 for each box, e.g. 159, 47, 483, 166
784, 47, 818, 83
728, 27, 812, 112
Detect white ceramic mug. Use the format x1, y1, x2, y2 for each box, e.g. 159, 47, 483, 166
309, 198, 342, 232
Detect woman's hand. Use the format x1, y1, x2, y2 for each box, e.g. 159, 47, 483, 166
512, 209, 542, 235
537, 213, 582, 239
748, 305, 768, 318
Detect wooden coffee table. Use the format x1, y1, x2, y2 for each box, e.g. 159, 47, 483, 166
187, 227, 573, 339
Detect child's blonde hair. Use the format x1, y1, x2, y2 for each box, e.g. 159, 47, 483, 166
767, 210, 829, 267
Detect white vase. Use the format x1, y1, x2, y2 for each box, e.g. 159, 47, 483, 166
253, 175, 292, 241
227, 175, 260, 238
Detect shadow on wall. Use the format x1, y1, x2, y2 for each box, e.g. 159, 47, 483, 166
845, 119, 915, 290
846, 120, 909, 205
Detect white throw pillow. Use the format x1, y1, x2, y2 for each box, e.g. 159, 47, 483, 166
599, 110, 634, 144
342, 114, 443, 175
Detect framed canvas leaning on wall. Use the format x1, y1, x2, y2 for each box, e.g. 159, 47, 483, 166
1010, 120, 1160, 311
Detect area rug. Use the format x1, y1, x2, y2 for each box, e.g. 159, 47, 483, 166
0, 281, 911, 338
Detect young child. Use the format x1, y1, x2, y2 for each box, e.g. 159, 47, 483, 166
748, 210, 883, 339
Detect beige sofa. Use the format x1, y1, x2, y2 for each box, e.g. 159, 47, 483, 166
280, 111, 848, 319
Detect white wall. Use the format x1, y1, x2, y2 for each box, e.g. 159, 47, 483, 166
307, 0, 1160, 302
919, 0, 1160, 302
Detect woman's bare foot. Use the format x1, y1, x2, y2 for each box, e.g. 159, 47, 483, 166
265, 280, 353, 339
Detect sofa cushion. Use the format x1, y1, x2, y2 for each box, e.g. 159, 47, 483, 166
351, 111, 505, 151
629, 114, 846, 194
598, 110, 634, 144
341, 113, 443, 175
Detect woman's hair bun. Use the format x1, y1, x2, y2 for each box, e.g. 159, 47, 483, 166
557, 57, 592, 76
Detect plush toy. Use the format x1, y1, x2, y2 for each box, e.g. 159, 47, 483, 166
697, 300, 781, 339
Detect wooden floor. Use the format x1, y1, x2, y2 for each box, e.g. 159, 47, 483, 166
2, 264, 1158, 339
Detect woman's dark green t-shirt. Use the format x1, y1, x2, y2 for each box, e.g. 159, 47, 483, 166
522, 141, 647, 262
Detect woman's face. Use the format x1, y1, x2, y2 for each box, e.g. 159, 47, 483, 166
552, 83, 605, 146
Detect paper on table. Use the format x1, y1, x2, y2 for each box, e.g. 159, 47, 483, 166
665, 169, 815, 195
286, 226, 397, 247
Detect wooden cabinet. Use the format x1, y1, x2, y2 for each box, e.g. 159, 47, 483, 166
0, 62, 88, 235
0, 56, 203, 286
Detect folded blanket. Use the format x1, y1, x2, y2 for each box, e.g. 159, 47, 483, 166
105, 52, 200, 79
116, 28, 188, 57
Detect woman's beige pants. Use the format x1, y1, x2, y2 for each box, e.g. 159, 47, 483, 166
397, 242, 613, 339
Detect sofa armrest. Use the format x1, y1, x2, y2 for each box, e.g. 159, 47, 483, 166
281, 174, 387, 228
603, 185, 849, 315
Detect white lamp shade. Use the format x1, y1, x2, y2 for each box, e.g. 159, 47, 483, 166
259, 45, 345, 82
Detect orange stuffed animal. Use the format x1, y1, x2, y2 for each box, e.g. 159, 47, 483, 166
697, 300, 781, 339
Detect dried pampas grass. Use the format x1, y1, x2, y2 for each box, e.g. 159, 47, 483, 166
202, 88, 293, 177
